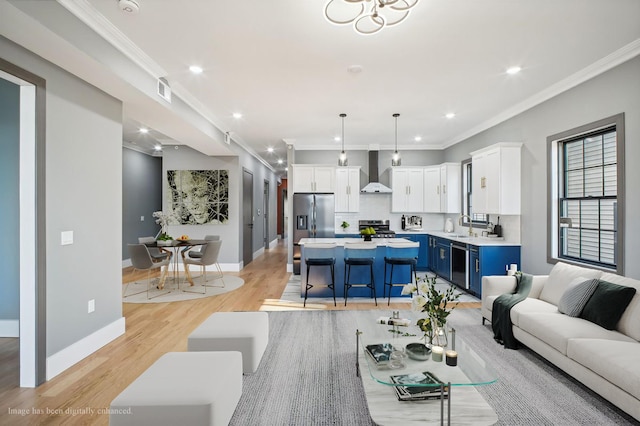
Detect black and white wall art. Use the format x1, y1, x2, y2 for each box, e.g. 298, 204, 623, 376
166, 170, 229, 224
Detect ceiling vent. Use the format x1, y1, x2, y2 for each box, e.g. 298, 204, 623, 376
118, 0, 140, 14
157, 78, 171, 103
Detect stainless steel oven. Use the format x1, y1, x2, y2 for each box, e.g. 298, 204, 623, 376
450, 241, 468, 289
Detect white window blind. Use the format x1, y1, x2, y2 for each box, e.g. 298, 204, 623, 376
559, 129, 617, 267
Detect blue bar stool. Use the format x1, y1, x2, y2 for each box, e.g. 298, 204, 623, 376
344, 242, 378, 306
304, 243, 337, 307
384, 242, 420, 305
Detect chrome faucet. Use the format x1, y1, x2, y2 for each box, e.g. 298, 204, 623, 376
459, 214, 473, 236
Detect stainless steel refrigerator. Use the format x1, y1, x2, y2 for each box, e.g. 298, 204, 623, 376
292, 193, 335, 274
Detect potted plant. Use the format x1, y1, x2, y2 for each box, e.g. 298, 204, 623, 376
340, 221, 350, 232
402, 275, 460, 346
153, 211, 175, 245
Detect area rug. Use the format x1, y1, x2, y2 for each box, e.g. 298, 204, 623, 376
230, 309, 639, 426
260, 273, 479, 311
122, 275, 243, 303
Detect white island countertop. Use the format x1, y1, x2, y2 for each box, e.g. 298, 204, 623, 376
298, 237, 412, 246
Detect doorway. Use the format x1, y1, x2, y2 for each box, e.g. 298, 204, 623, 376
263, 180, 269, 249
0, 59, 46, 387
242, 169, 253, 267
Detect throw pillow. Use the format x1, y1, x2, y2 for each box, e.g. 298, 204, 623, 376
558, 278, 599, 317
580, 280, 637, 330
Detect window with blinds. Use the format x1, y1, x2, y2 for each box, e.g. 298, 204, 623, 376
558, 128, 617, 268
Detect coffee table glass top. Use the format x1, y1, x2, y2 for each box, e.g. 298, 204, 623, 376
356, 310, 497, 389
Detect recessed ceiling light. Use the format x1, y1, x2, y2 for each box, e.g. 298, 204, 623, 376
285, 167, 288, 171
414, 136, 422, 142
189, 65, 203, 74
506, 66, 522, 75
277, 159, 283, 165
139, 127, 149, 133
233, 112, 243, 119
154, 145, 162, 151
334, 136, 341, 142
347, 65, 363, 74
267, 147, 274, 153
445, 113, 456, 119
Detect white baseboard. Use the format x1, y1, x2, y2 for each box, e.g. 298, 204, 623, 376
253, 247, 265, 259
286, 263, 293, 273
46, 317, 125, 381
0, 319, 19, 337
122, 259, 132, 268
269, 238, 278, 249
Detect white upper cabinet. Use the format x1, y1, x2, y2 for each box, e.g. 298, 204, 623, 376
440, 163, 461, 213
335, 167, 360, 212
391, 167, 424, 212
423, 166, 441, 212
292, 165, 336, 193
471, 143, 522, 215
423, 163, 461, 213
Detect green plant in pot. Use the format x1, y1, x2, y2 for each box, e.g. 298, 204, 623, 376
153, 211, 176, 245
402, 275, 460, 347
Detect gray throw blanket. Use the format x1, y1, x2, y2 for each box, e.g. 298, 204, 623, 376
492, 273, 532, 349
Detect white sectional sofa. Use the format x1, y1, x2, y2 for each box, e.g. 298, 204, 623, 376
481, 262, 640, 421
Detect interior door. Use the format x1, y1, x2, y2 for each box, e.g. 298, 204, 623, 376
263, 180, 269, 249
243, 169, 253, 267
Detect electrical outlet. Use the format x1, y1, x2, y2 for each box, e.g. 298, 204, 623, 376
88, 299, 95, 313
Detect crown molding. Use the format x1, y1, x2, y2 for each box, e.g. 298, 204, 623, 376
444, 38, 640, 148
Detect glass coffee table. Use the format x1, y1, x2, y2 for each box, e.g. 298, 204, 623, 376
354, 311, 498, 426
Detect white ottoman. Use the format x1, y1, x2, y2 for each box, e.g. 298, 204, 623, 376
188, 311, 269, 374
110, 351, 242, 426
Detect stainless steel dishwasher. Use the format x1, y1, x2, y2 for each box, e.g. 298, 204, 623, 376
450, 241, 468, 289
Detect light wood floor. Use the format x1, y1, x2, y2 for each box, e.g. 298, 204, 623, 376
0, 240, 479, 425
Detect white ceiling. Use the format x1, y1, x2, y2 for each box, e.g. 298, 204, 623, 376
4, 0, 640, 175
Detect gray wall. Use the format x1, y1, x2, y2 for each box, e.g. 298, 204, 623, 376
122, 148, 163, 259
161, 143, 279, 266
1, 36, 124, 356
0, 77, 19, 321
444, 57, 640, 278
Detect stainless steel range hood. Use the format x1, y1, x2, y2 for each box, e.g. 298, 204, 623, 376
361, 151, 392, 193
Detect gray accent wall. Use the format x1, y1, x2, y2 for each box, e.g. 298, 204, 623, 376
122, 148, 163, 259
443, 56, 640, 278
162, 144, 279, 266
1, 36, 124, 356
0, 77, 20, 321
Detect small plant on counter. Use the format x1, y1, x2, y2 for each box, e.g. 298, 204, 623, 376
341, 221, 350, 230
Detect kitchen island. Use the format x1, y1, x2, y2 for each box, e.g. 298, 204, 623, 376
298, 238, 416, 301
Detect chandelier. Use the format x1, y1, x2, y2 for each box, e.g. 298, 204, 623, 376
324, 0, 419, 35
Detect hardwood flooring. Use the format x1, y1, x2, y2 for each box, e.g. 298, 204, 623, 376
0, 240, 479, 425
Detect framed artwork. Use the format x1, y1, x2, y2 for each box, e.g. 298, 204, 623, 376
166, 170, 229, 224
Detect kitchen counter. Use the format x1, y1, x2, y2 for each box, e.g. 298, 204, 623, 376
398, 230, 520, 246
298, 237, 412, 246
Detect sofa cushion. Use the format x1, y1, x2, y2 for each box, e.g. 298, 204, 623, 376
580, 280, 636, 330
517, 312, 630, 355
557, 278, 599, 317
600, 273, 640, 341
509, 298, 558, 327
539, 262, 602, 306
567, 338, 640, 401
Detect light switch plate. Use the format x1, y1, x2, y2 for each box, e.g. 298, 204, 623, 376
61, 231, 73, 245
140, 216, 144, 221
88, 299, 95, 313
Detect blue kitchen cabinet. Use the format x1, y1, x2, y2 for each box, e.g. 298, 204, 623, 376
396, 234, 428, 271
435, 237, 451, 281
468, 244, 521, 298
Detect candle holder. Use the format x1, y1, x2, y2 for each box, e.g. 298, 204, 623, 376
446, 350, 458, 366
431, 345, 444, 362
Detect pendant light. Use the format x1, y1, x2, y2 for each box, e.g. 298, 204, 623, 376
391, 113, 401, 166
338, 113, 348, 166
